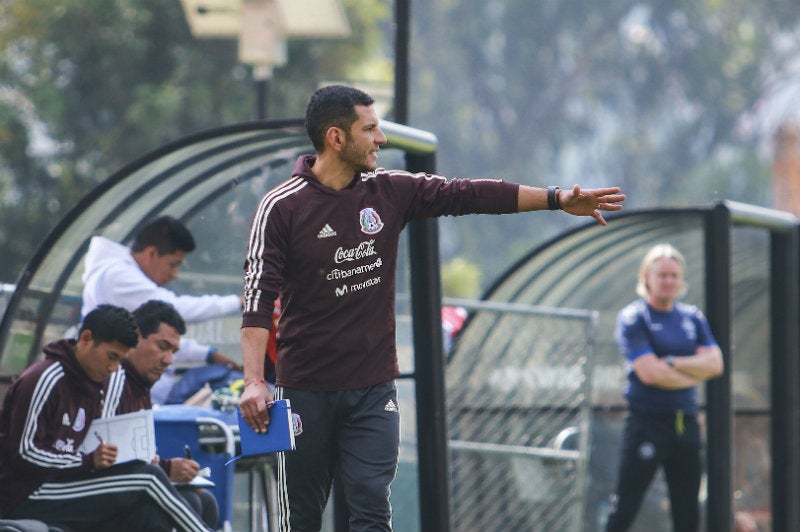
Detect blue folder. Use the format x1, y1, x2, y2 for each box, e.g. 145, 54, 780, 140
235, 399, 296, 459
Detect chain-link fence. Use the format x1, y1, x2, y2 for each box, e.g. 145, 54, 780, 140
445, 299, 599, 532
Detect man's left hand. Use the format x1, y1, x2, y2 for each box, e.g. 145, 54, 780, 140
559, 185, 625, 225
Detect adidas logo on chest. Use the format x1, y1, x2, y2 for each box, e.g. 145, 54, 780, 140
317, 224, 337, 239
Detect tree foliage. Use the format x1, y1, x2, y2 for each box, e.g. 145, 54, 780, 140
0, 0, 387, 282
1, 1, 799, 290
410, 0, 800, 286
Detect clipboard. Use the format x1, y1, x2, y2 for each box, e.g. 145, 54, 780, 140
78, 410, 156, 464
176, 473, 215, 488
234, 399, 296, 460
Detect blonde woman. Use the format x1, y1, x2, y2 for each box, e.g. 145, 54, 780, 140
606, 244, 724, 532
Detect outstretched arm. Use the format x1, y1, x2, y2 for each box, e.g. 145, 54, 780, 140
517, 184, 625, 225
208, 349, 244, 372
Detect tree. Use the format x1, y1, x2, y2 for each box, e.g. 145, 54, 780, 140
0, 0, 390, 282
442, 257, 482, 299
409, 0, 800, 287
2, 0, 800, 292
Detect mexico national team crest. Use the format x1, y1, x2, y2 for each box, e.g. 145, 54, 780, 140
359, 207, 384, 235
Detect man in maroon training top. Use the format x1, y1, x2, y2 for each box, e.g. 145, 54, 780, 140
239, 84, 626, 532
103, 299, 219, 529
0, 304, 211, 531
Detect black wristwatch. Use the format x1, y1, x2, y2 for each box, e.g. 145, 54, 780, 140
547, 186, 561, 210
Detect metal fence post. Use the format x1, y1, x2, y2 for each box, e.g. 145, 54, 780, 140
770, 224, 800, 532
705, 203, 733, 531
407, 151, 452, 532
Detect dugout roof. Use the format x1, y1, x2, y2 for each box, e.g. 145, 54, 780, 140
0, 118, 436, 378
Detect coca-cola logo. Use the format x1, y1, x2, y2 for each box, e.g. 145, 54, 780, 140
334, 240, 377, 264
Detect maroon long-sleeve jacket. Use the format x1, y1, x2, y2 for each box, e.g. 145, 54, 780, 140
243, 155, 520, 391
0, 340, 102, 514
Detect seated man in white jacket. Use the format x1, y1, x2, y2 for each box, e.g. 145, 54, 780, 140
81, 215, 243, 404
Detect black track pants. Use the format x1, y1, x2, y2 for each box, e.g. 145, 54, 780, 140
606, 411, 702, 532
275, 382, 400, 532
9, 461, 210, 532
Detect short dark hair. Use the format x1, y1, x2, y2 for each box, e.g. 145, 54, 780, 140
132, 300, 187, 337
130, 215, 196, 255
80, 305, 139, 348
305, 85, 375, 152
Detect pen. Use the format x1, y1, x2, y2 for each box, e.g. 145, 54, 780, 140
184, 444, 192, 460
95, 431, 104, 445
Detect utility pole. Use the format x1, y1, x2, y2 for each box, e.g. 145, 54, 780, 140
179, 0, 351, 120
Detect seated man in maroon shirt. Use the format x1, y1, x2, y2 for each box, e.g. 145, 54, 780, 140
0, 304, 211, 531
103, 299, 219, 529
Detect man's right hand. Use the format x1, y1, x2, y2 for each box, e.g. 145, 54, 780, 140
240, 380, 273, 433
93, 442, 118, 469
169, 458, 200, 483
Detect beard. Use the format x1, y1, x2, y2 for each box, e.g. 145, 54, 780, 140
341, 140, 376, 173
